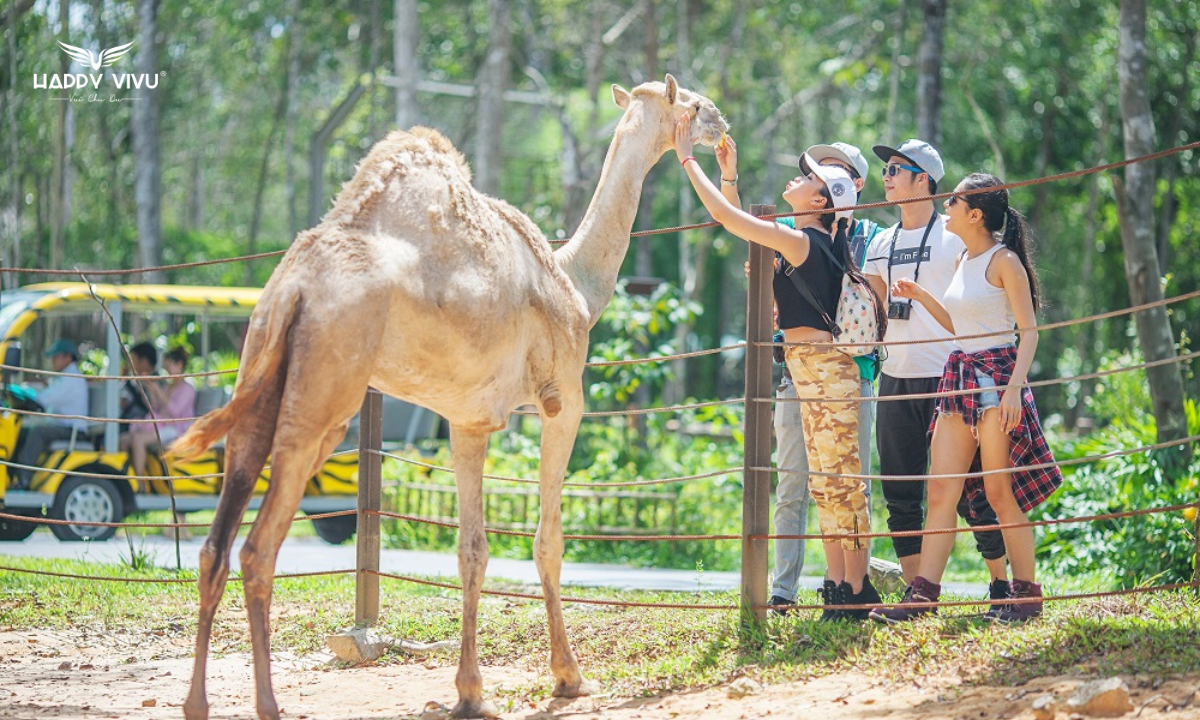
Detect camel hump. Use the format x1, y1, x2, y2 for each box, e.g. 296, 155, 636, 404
323, 127, 473, 227
406, 126, 473, 183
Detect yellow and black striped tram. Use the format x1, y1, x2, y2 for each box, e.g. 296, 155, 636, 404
0, 283, 436, 544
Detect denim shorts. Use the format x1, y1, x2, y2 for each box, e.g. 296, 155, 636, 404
975, 370, 1001, 412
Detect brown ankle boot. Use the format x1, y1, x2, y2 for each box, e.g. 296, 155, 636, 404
869, 575, 940, 624
991, 579, 1043, 624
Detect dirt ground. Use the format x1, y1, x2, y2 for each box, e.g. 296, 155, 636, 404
2, 628, 1198, 720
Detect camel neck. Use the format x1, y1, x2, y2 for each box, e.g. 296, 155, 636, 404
557, 107, 660, 327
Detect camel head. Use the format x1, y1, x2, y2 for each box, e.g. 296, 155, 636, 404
611, 73, 728, 157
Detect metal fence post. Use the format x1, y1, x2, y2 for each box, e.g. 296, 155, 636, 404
355, 387, 383, 626
741, 204, 776, 628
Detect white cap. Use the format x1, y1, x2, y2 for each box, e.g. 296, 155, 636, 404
872, 139, 946, 183
802, 153, 857, 222
801, 142, 869, 179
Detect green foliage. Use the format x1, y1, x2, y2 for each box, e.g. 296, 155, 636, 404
586, 281, 701, 408
1038, 358, 1198, 587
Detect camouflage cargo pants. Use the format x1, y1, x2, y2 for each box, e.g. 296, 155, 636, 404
784, 344, 870, 550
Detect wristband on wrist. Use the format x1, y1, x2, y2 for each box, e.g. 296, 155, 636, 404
680, 156, 696, 168
721, 174, 738, 186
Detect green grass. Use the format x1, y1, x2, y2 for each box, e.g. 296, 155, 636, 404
2, 555, 1198, 704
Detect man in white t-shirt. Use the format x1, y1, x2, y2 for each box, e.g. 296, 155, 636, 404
15, 339, 89, 488
863, 140, 1009, 603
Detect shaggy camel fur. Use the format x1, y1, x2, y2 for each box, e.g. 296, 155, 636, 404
172, 74, 727, 720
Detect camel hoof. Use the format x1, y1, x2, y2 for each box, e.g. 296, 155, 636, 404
449, 698, 499, 719
183, 696, 209, 720
552, 677, 599, 699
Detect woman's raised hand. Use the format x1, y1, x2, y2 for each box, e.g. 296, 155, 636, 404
715, 134, 737, 176
673, 113, 694, 163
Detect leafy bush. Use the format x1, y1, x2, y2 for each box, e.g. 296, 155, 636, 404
1038, 352, 1198, 587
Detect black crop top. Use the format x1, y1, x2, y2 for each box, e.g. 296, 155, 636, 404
773, 229, 843, 332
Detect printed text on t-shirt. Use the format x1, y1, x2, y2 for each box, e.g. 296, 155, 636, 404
890, 245, 932, 266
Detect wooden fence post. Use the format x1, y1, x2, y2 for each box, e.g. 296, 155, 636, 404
741, 204, 776, 629
355, 387, 383, 626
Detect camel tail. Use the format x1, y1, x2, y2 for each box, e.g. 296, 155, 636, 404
168, 285, 301, 462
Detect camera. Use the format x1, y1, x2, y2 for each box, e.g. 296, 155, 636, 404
888, 301, 912, 321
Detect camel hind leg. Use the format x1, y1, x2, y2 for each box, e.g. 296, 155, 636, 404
242, 384, 366, 720
184, 390, 283, 720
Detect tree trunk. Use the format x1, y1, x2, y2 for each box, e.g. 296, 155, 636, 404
634, 0, 658, 277
393, 0, 419, 130
133, 0, 163, 283
367, 0, 383, 140
1116, 0, 1188, 447
51, 0, 73, 270
887, 0, 908, 142
3, 1, 21, 288
474, 0, 511, 196
669, 0, 695, 404
245, 75, 289, 285
284, 0, 301, 239
187, 153, 204, 231
916, 0, 946, 145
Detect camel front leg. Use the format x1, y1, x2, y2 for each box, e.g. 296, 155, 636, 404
536, 408, 596, 699
448, 426, 498, 719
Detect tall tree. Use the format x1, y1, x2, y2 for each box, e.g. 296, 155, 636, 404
886, 0, 908, 142
1116, 0, 1188, 445
474, 0, 511, 195
284, 0, 301, 239
2, 0, 23, 287
50, 0, 73, 270
916, 0, 946, 144
668, 0, 695, 404
133, 0, 162, 282
393, 0, 419, 130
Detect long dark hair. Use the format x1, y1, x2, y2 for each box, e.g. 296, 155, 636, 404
959, 173, 1041, 309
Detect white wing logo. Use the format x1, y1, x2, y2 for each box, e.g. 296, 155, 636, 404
58, 40, 136, 71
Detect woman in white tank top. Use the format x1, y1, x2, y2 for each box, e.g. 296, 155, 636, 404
870, 174, 1062, 625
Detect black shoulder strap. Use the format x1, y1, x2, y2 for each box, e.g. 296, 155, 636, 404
784, 229, 842, 337
802, 227, 847, 273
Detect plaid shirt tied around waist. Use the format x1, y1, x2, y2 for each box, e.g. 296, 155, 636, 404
932, 345, 1063, 513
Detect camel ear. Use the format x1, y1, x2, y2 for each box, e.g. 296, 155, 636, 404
612, 84, 631, 109
664, 73, 678, 105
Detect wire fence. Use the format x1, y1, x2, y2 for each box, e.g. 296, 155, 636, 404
1, 138, 1197, 620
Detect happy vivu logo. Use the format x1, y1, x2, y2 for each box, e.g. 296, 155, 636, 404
57, 40, 135, 70
33, 38, 161, 94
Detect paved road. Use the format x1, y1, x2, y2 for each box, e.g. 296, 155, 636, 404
1, 533, 990, 597
1, 533, 741, 592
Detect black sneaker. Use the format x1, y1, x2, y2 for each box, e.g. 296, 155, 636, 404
840, 575, 882, 622
819, 580, 846, 622
768, 595, 794, 617
984, 579, 1011, 618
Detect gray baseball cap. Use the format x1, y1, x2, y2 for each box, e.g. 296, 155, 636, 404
872, 139, 945, 183
800, 142, 870, 179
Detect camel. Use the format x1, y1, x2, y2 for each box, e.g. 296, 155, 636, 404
171, 73, 728, 720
